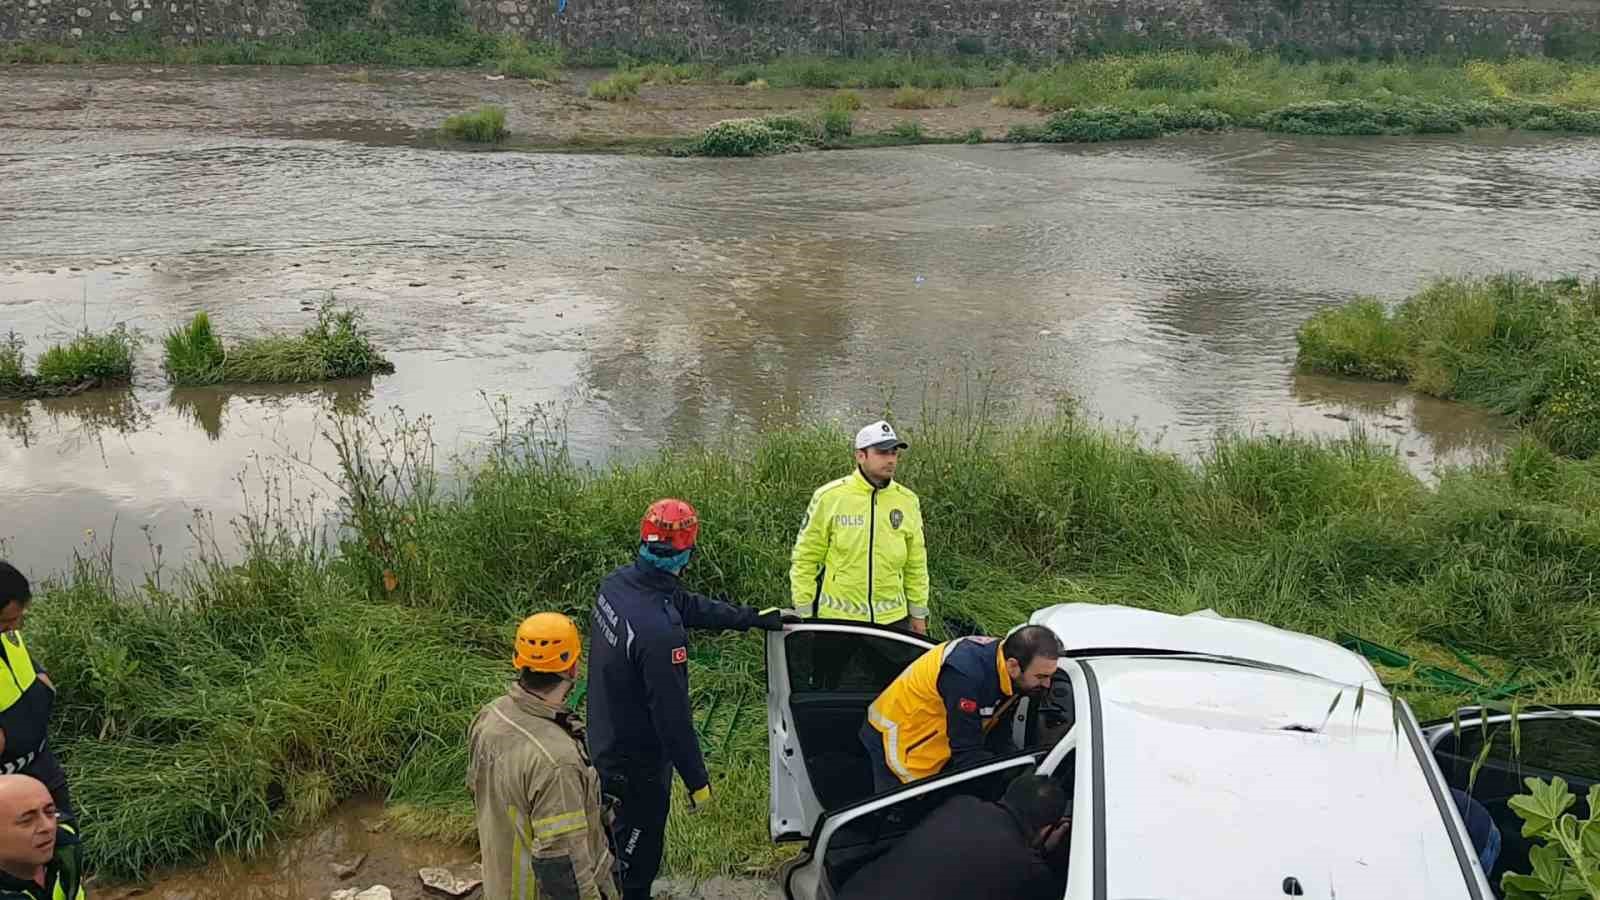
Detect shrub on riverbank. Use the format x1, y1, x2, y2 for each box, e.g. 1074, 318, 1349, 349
441, 105, 508, 143
1006, 105, 1233, 143
588, 72, 643, 101
1296, 276, 1600, 457
161, 305, 394, 386
33, 327, 137, 388
31, 402, 1600, 879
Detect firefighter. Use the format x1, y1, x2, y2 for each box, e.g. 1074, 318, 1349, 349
861, 625, 1062, 793
586, 498, 786, 900
468, 613, 618, 900
790, 420, 929, 634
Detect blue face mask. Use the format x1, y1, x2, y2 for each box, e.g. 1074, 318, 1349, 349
639, 544, 693, 574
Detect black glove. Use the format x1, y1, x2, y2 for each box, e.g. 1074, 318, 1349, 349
755, 608, 798, 631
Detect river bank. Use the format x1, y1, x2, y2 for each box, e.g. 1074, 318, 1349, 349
26, 409, 1600, 883
6, 52, 1600, 151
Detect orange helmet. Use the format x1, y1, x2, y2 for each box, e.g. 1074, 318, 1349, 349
514, 612, 582, 673
640, 498, 700, 551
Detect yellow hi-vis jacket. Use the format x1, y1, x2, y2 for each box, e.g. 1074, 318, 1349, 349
866, 637, 1016, 784
468, 686, 618, 900
789, 470, 929, 624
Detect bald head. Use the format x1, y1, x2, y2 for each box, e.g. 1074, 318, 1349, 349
0, 776, 57, 871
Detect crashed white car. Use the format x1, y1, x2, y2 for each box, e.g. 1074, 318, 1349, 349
764, 604, 1600, 900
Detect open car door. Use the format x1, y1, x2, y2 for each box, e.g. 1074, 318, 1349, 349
1425, 705, 1600, 893
766, 623, 934, 842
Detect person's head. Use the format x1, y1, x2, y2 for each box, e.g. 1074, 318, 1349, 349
639, 498, 699, 575
0, 563, 31, 634
514, 612, 582, 697
1003, 625, 1063, 698
1001, 773, 1069, 850
0, 775, 57, 872
853, 420, 907, 486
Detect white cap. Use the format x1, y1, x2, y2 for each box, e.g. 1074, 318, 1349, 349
855, 420, 908, 451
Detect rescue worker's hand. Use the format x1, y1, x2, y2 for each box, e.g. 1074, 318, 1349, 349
909, 617, 928, 636
754, 608, 797, 631
1041, 816, 1071, 854
687, 784, 712, 813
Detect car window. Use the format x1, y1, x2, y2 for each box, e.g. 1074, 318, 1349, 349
1444, 716, 1600, 782
786, 630, 927, 693
1025, 671, 1075, 749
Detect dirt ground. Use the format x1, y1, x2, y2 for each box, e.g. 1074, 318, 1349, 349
0, 63, 1046, 148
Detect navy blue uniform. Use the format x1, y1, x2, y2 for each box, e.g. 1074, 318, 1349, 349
587, 558, 768, 900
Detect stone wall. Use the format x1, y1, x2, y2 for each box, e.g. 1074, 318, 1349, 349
3, 0, 1598, 58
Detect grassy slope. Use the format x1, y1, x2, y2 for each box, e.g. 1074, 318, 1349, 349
28, 407, 1600, 880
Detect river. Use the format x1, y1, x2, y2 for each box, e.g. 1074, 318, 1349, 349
3, 66, 1599, 580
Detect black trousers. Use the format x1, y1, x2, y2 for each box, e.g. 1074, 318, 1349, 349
859, 720, 904, 795
22, 744, 75, 825
601, 759, 673, 900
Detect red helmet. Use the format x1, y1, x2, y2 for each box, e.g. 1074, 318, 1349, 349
641, 498, 700, 551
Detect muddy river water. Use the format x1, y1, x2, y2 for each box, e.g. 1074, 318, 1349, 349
3, 67, 1600, 580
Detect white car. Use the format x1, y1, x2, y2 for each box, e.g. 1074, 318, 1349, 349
765, 603, 1600, 900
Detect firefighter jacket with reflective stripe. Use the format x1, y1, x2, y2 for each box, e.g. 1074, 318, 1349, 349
789, 470, 929, 624
0, 822, 85, 900
866, 637, 1016, 784
468, 685, 618, 900
0, 630, 53, 776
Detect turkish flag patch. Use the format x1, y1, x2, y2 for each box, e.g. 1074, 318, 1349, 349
672, 647, 688, 665
959, 698, 978, 714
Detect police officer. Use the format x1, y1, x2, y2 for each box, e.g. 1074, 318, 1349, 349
861, 625, 1062, 793
468, 613, 618, 900
586, 499, 785, 900
0, 564, 69, 825
790, 420, 929, 634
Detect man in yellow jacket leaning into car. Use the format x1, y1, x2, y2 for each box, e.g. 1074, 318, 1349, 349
790, 420, 930, 635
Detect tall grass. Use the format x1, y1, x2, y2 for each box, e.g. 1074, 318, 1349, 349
993, 52, 1600, 136
441, 105, 508, 143
1297, 276, 1600, 458
0, 332, 27, 394
162, 305, 394, 386
33, 326, 136, 388
30, 397, 1600, 880
588, 72, 643, 101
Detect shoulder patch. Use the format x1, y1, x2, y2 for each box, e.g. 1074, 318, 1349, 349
671, 646, 688, 665
958, 698, 978, 714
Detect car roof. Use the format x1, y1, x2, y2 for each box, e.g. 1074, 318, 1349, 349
1030, 602, 1380, 686
1086, 656, 1473, 900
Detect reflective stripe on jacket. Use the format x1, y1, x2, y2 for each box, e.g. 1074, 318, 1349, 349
468, 686, 618, 900
0, 630, 53, 775
789, 470, 928, 624
866, 637, 1016, 784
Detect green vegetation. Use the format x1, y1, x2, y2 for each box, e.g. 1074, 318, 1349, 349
588, 71, 643, 101
161, 305, 395, 386
995, 52, 1600, 136
1, 31, 563, 71
1007, 105, 1232, 143
162, 312, 226, 385
0, 333, 26, 395
889, 86, 957, 109
24, 327, 137, 390
1296, 276, 1600, 458
719, 55, 1006, 90
32, 396, 1600, 880
964, 127, 986, 143
827, 90, 866, 112
1503, 777, 1600, 898
887, 119, 926, 140
441, 104, 509, 143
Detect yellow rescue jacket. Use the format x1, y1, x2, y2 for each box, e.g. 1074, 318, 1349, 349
866, 637, 1016, 784
789, 470, 929, 624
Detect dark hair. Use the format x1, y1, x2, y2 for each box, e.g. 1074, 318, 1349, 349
519, 669, 568, 693
1002, 625, 1062, 669
1002, 773, 1069, 833
0, 562, 29, 608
